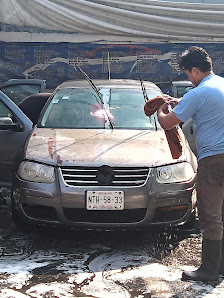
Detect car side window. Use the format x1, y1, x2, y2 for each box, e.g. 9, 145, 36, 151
0, 100, 13, 118
1, 84, 41, 105
177, 86, 194, 98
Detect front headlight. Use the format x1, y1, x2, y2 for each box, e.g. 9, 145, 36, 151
18, 161, 55, 183
156, 162, 194, 183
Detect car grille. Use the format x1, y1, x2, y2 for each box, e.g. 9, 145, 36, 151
63, 208, 147, 223
60, 166, 150, 187
22, 204, 58, 221
152, 207, 188, 223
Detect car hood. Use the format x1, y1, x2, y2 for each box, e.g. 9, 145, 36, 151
25, 128, 184, 167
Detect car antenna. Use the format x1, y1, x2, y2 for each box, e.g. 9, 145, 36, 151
75, 63, 114, 129
139, 76, 158, 131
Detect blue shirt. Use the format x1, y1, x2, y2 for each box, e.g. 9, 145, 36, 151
173, 74, 224, 161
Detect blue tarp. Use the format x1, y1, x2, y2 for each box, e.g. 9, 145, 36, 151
0, 42, 224, 93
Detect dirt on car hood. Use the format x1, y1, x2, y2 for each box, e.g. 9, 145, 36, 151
25, 128, 183, 167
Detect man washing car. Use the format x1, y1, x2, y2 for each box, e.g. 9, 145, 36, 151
157, 46, 224, 282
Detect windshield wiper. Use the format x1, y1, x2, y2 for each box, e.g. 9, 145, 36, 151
75, 64, 114, 129
139, 76, 158, 131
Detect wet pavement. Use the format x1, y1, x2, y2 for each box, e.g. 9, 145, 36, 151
0, 188, 224, 297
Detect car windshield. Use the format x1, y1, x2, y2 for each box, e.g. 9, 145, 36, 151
40, 87, 161, 130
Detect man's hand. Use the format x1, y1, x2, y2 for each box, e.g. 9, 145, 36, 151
160, 102, 169, 114
157, 103, 181, 130
162, 94, 172, 101
163, 94, 180, 107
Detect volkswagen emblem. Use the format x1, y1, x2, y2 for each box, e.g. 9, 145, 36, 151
96, 165, 114, 185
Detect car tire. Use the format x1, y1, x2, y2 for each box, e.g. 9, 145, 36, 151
11, 200, 31, 231
178, 210, 200, 233
183, 211, 196, 229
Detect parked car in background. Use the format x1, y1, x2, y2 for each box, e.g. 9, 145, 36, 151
172, 80, 194, 98
0, 79, 46, 105
0, 79, 197, 230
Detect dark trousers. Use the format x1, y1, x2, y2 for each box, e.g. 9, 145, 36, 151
197, 154, 224, 240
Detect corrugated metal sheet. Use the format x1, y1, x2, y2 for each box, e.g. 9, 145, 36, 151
1, 0, 224, 42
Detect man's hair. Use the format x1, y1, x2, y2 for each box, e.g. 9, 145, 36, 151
178, 46, 212, 72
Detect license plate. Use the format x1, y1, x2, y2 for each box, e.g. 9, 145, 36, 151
86, 191, 124, 210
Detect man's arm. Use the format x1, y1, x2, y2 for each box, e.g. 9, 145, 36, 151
157, 103, 181, 130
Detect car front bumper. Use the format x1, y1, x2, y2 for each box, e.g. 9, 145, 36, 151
12, 168, 197, 230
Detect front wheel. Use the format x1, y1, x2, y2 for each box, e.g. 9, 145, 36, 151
178, 210, 200, 234
11, 199, 31, 231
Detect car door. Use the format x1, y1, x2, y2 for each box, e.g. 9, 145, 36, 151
182, 118, 197, 156
0, 79, 46, 105
172, 81, 197, 156
0, 91, 33, 187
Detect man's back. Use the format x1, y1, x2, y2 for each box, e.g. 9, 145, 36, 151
174, 74, 224, 160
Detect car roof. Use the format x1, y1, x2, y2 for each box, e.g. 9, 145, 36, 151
172, 81, 194, 86
56, 79, 162, 91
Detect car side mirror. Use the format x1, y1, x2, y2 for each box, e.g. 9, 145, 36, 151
0, 117, 20, 131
